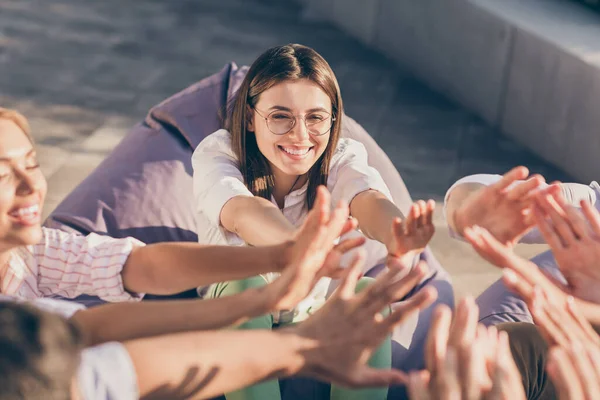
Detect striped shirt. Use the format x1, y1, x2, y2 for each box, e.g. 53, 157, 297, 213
0, 228, 144, 302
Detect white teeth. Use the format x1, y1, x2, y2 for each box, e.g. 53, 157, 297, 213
12, 205, 39, 217
281, 147, 310, 156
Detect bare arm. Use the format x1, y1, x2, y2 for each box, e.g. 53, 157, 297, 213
445, 182, 485, 233
70, 288, 267, 347
444, 171, 595, 244
220, 195, 297, 246
126, 328, 308, 400
349, 190, 403, 248
121, 242, 287, 295
126, 253, 436, 400
350, 190, 434, 265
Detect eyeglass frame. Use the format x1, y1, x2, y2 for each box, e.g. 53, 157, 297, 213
252, 107, 336, 136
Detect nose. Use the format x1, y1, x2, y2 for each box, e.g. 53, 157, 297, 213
15, 168, 41, 196
288, 117, 310, 141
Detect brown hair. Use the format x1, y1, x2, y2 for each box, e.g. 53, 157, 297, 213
0, 107, 34, 144
227, 44, 343, 210
0, 301, 83, 400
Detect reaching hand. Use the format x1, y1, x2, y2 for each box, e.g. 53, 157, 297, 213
264, 186, 365, 311
521, 288, 600, 400
531, 188, 600, 303
452, 167, 545, 246
388, 200, 435, 258
293, 252, 437, 389
464, 224, 600, 318
410, 298, 525, 400
547, 344, 600, 400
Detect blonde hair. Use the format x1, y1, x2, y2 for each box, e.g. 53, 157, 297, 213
0, 107, 34, 143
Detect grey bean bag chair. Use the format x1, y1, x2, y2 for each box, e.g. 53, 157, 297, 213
45, 63, 453, 399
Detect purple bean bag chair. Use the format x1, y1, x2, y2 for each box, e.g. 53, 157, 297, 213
45, 63, 453, 399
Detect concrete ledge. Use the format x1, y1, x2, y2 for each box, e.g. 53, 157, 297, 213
301, 0, 600, 182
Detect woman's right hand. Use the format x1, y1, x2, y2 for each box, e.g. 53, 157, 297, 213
262, 186, 365, 312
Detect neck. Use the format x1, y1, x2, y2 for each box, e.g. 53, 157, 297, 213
272, 171, 307, 208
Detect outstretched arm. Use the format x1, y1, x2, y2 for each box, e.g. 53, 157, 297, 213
123, 253, 437, 400
121, 241, 286, 295
444, 169, 595, 245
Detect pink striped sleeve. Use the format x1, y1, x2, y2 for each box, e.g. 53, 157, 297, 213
34, 228, 145, 302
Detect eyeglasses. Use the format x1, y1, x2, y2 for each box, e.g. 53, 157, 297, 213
253, 108, 335, 136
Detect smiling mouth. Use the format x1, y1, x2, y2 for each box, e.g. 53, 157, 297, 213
279, 146, 313, 157
8, 204, 41, 226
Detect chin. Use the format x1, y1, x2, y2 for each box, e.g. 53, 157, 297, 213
8, 226, 43, 246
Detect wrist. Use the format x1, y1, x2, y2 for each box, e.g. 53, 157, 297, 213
279, 327, 319, 377
270, 241, 294, 273
241, 287, 272, 319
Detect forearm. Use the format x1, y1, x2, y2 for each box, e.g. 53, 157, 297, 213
126, 328, 313, 400
121, 242, 288, 295
350, 190, 403, 246
71, 289, 268, 347
221, 195, 296, 246
445, 182, 485, 233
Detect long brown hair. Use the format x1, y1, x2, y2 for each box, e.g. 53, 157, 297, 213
227, 44, 343, 210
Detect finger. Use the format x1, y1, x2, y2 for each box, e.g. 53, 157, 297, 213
334, 236, 366, 254
567, 342, 600, 400
336, 250, 365, 298
408, 371, 432, 400
530, 289, 571, 347
436, 347, 461, 400
554, 195, 590, 239
426, 200, 436, 226
488, 331, 526, 399
581, 200, 600, 238
506, 175, 545, 201
457, 339, 484, 399
425, 304, 452, 373
323, 200, 350, 244
314, 185, 330, 225
538, 269, 571, 293
463, 226, 507, 267
449, 296, 479, 347
532, 204, 567, 251
474, 227, 556, 293
566, 298, 600, 347
490, 166, 530, 192
360, 261, 430, 314
379, 286, 438, 333
465, 226, 520, 270
417, 200, 428, 228
339, 217, 358, 237
547, 347, 585, 400
585, 344, 600, 385
497, 331, 525, 388
345, 366, 409, 389
407, 203, 419, 234
502, 268, 535, 302
536, 193, 577, 245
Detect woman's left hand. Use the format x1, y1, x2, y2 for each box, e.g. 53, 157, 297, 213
387, 200, 435, 260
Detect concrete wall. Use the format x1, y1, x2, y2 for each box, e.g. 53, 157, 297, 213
301, 0, 600, 183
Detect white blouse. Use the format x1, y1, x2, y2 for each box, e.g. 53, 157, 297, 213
192, 129, 394, 320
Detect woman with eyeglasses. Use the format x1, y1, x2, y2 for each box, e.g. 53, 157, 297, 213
192, 44, 441, 400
